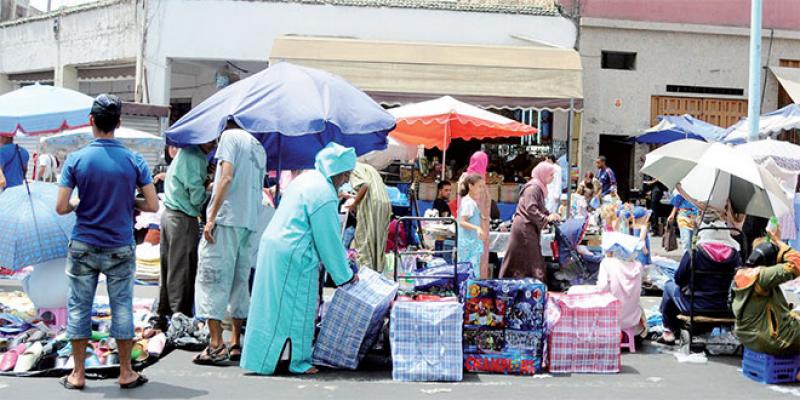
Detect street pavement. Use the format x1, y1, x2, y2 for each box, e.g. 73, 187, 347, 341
2, 238, 800, 399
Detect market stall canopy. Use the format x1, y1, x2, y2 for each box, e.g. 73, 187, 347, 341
723, 104, 800, 144
40, 127, 165, 161
0, 83, 93, 136
269, 36, 583, 110
771, 66, 800, 104
641, 140, 790, 218
388, 96, 537, 149
632, 115, 726, 144
165, 62, 393, 171
357, 135, 418, 170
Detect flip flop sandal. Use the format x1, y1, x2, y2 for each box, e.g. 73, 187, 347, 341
192, 344, 228, 365
60, 376, 85, 390
0, 344, 26, 372
132, 340, 150, 362
0, 313, 29, 335
228, 344, 242, 362
120, 374, 148, 389
13, 341, 43, 373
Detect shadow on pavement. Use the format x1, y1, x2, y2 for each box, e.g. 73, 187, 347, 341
83, 381, 208, 399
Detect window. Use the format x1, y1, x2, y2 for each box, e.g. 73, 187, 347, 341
601, 51, 636, 70
666, 85, 744, 96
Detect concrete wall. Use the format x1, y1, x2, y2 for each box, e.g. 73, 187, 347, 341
0, 0, 137, 74
578, 18, 800, 186
560, 0, 800, 31
144, 0, 578, 105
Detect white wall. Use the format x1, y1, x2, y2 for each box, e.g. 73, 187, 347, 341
579, 18, 800, 180
0, 1, 137, 74
144, 0, 578, 105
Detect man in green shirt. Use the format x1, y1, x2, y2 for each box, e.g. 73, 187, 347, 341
158, 141, 216, 327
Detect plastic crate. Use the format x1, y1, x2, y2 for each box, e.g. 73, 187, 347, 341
742, 348, 800, 384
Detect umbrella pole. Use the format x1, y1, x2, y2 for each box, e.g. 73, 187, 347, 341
441, 115, 451, 181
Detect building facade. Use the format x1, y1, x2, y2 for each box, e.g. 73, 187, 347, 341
565, 0, 800, 197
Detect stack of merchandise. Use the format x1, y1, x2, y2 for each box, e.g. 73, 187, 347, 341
390, 296, 463, 382
134, 243, 160, 285
313, 268, 398, 369
461, 279, 547, 375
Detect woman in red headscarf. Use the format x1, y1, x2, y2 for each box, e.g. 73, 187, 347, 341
499, 161, 560, 281
457, 151, 491, 278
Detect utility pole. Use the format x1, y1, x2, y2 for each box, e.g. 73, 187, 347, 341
747, 0, 763, 142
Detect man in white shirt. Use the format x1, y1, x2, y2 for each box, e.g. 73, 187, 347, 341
544, 154, 562, 214
36, 153, 58, 182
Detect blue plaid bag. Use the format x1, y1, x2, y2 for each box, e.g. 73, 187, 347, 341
313, 268, 398, 369
390, 300, 463, 382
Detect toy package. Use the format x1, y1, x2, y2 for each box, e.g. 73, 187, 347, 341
461, 279, 547, 375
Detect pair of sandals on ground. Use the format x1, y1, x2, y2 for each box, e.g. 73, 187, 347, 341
193, 342, 242, 366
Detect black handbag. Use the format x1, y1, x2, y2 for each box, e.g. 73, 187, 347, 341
662, 222, 678, 252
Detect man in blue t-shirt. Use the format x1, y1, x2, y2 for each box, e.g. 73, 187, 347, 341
55, 94, 159, 391
0, 135, 30, 190
595, 156, 617, 196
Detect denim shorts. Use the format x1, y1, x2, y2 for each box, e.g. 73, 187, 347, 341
66, 240, 136, 340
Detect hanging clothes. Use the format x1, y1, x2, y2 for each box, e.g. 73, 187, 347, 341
350, 162, 392, 272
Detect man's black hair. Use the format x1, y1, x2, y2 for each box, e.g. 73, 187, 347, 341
437, 180, 451, 191
90, 94, 122, 133
545, 154, 557, 162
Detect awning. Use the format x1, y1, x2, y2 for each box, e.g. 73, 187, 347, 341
269, 36, 583, 110
771, 66, 800, 103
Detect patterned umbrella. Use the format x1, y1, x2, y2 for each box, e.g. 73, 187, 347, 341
40, 127, 165, 161
0, 182, 76, 271
0, 83, 93, 136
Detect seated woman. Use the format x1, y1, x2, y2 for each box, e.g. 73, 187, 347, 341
734, 229, 800, 355
657, 215, 741, 345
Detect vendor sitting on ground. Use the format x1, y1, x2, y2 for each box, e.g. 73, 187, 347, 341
733, 228, 800, 355
657, 214, 741, 345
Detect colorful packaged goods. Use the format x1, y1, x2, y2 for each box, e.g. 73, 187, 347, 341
549, 292, 621, 374
461, 279, 547, 375
312, 268, 398, 369
390, 298, 463, 382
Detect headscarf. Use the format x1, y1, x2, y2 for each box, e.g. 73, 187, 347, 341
530, 161, 556, 198
466, 151, 489, 179
314, 142, 356, 180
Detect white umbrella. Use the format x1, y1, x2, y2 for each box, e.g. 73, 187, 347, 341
357, 135, 418, 170
736, 138, 800, 172
40, 127, 165, 161
641, 140, 791, 218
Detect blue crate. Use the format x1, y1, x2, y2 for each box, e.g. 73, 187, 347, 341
742, 348, 800, 384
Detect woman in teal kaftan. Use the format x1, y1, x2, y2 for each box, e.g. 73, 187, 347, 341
240, 143, 357, 375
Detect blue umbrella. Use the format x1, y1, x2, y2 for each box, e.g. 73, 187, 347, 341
165, 62, 395, 171
0, 182, 76, 270
632, 115, 726, 144
0, 83, 93, 136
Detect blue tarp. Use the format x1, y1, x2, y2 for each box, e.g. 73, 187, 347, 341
165, 62, 395, 170
633, 114, 726, 144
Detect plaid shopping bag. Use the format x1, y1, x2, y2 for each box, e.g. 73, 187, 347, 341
390, 299, 463, 382
313, 268, 398, 369
549, 292, 621, 374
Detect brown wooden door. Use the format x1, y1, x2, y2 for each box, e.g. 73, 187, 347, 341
778, 59, 800, 108
651, 95, 748, 128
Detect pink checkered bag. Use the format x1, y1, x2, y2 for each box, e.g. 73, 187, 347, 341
548, 292, 621, 374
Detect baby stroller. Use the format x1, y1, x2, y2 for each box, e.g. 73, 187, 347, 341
547, 216, 603, 291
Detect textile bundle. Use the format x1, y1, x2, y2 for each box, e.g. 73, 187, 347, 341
135, 243, 160, 284
461, 279, 547, 375
313, 268, 398, 369
390, 298, 463, 382
549, 292, 621, 374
